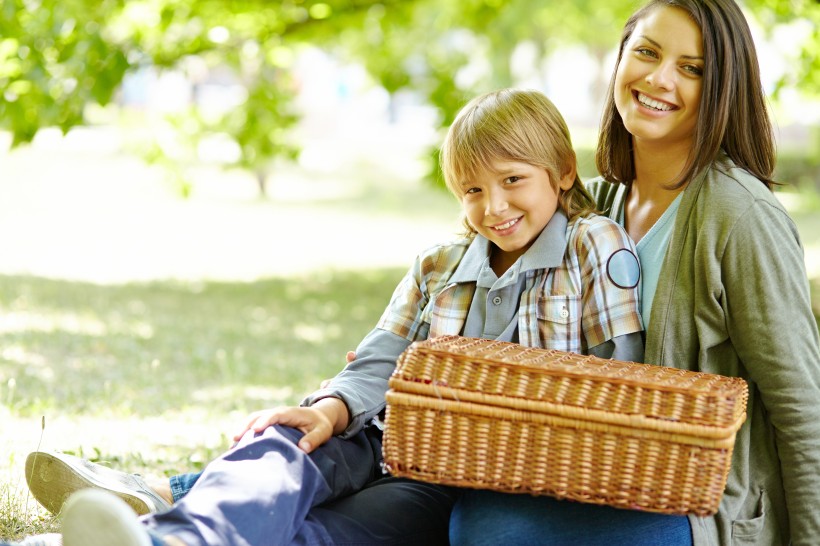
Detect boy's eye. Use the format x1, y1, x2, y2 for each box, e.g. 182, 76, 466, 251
504, 176, 521, 184
464, 187, 480, 194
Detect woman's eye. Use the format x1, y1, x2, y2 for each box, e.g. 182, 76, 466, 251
636, 47, 657, 58
682, 64, 703, 76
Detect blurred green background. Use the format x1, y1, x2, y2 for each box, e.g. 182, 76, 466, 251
2, 0, 819, 190
0, 0, 818, 539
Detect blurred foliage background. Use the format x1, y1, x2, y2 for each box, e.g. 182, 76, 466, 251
0, 0, 819, 539
1, 0, 818, 193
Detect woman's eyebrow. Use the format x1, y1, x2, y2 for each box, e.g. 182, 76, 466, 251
637, 35, 663, 49
637, 35, 703, 60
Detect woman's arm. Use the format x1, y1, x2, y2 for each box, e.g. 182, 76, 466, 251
722, 200, 820, 543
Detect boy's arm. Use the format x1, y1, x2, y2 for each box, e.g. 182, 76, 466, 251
302, 328, 417, 438
575, 217, 644, 350
588, 332, 644, 362
231, 329, 413, 452
303, 244, 448, 438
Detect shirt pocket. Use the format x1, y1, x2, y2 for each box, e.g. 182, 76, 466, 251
731, 488, 767, 545
536, 294, 582, 352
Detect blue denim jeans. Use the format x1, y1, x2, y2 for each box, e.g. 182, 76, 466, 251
143, 424, 457, 545
449, 490, 693, 546
168, 471, 457, 545
169, 471, 200, 502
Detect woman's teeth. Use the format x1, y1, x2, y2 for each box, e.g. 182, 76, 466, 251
638, 93, 673, 111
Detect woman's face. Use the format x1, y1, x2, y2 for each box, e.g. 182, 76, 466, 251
614, 6, 704, 150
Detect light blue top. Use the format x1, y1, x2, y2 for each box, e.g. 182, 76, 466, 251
617, 193, 683, 329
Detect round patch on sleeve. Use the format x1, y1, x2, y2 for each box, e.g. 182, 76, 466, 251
606, 248, 640, 289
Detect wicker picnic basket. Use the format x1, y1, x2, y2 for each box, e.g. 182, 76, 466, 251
382, 336, 748, 516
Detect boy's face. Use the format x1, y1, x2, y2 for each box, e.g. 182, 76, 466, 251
460, 159, 573, 272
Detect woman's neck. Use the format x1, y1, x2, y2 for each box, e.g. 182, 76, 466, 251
632, 139, 691, 189
624, 141, 691, 243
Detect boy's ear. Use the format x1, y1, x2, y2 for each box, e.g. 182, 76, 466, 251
557, 164, 576, 191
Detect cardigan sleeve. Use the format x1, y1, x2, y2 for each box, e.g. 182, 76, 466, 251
721, 198, 820, 544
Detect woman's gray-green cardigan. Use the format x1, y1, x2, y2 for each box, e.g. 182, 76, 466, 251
587, 155, 820, 546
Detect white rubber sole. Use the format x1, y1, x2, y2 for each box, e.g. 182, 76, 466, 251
61, 489, 153, 546
25, 451, 162, 516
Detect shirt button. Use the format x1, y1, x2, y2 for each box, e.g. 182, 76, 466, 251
560, 307, 569, 318
492, 296, 502, 305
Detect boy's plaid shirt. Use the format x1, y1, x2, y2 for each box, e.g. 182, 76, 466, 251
376, 214, 643, 354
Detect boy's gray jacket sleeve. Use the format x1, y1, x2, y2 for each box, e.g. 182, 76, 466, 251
302, 242, 451, 438
588, 332, 644, 363
301, 328, 416, 438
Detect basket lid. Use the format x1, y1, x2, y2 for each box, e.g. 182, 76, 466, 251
391, 336, 748, 431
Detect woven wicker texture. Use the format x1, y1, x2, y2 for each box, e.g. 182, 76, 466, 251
382, 336, 749, 515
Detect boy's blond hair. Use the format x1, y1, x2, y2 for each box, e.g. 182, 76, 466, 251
440, 89, 597, 235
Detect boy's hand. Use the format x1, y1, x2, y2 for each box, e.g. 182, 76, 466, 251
232, 398, 350, 454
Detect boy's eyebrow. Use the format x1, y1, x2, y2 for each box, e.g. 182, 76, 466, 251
638, 35, 704, 61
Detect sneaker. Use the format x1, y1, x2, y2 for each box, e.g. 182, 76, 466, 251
0, 534, 62, 546
61, 490, 153, 546
25, 451, 171, 516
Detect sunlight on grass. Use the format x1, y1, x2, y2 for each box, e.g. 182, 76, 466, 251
191, 385, 295, 406
0, 410, 232, 540
0, 265, 412, 538
0, 310, 108, 337
0, 480, 57, 541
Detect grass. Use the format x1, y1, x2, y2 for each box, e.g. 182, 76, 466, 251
0, 270, 407, 417
0, 268, 408, 540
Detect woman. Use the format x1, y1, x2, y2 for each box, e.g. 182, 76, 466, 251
449, 1, 820, 545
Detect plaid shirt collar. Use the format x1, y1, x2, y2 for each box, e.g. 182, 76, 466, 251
449, 210, 569, 284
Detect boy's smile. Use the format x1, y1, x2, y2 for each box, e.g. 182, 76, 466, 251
460, 159, 573, 275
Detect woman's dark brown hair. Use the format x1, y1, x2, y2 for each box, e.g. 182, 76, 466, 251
595, 0, 776, 189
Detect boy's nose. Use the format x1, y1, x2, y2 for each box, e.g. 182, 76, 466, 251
484, 192, 509, 216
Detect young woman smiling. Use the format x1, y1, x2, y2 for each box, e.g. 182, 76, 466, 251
449, 1, 820, 545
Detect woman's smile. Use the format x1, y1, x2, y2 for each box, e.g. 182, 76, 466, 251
634, 91, 675, 112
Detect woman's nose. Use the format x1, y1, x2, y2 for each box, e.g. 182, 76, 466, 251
645, 62, 675, 90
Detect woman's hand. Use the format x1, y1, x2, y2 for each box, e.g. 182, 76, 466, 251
232, 397, 350, 453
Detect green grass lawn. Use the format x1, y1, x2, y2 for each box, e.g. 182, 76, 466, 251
0, 268, 406, 540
